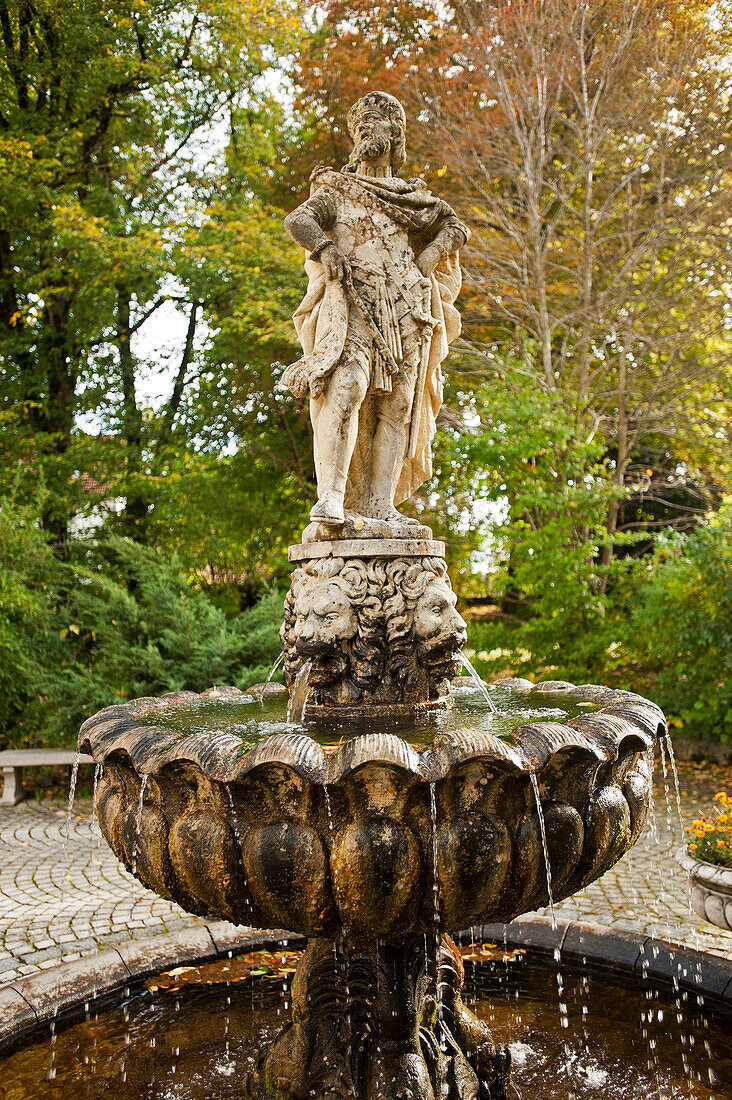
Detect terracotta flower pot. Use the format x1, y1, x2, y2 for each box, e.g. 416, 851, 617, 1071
676, 847, 732, 931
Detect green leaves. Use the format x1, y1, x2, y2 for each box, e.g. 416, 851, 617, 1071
627, 505, 732, 742
0, 491, 287, 745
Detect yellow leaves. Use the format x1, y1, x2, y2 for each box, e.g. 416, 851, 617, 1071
8, 311, 21, 327
68, 624, 80, 635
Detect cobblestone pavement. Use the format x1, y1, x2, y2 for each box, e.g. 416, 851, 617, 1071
0, 798, 202, 987
0, 760, 729, 987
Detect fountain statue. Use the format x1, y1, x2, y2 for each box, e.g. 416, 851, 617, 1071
78, 90, 666, 1100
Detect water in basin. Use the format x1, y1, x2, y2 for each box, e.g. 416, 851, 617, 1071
136, 684, 600, 751
1, 950, 728, 1098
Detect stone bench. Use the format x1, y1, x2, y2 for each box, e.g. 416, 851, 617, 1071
0, 750, 93, 805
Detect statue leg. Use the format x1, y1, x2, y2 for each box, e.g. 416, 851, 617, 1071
310, 354, 369, 525
370, 356, 419, 524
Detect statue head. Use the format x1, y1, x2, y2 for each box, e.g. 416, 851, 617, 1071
413, 577, 467, 680
345, 91, 407, 174
293, 579, 357, 657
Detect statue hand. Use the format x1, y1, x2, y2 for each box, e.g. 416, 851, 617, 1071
320, 243, 350, 282
416, 243, 442, 277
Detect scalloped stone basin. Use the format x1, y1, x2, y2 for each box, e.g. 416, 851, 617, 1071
78, 678, 665, 1100
79, 680, 663, 938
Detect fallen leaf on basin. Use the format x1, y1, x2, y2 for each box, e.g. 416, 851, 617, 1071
145, 950, 302, 993
458, 944, 526, 963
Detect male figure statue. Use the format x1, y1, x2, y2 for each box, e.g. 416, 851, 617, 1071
283, 91, 469, 532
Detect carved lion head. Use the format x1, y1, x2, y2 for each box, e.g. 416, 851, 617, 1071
413, 577, 467, 680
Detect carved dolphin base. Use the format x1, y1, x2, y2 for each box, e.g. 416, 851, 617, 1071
281, 540, 468, 713
245, 934, 510, 1100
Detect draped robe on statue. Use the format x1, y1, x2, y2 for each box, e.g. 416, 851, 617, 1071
282, 169, 466, 511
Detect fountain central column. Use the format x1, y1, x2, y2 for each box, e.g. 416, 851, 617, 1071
246, 935, 510, 1100
281, 532, 467, 717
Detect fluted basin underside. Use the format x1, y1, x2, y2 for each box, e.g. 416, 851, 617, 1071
78, 679, 664, 938
78, 677, 665, 1099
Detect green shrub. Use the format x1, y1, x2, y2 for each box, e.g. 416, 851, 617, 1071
0, 516, 285, 747
626, 505, 732, 742
445, 374, 620, 681
0, 490, 65, 745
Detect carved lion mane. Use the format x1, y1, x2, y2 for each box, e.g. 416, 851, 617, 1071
281, 556, 452, 698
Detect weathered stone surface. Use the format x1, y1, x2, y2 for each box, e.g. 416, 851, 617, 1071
635, 937, 732, 999
0, 988, 36, 1045
2, 760, 731, 996
116, 926, 216, 979
281, 551, 466, 711
562, 921, 642, 971
288, 537, 445, 561
15, 950, 129, 1020
245, 934, 510, 1100
79, 680, 665, 948
676, 846, 732, 933
282, 91, 468, 536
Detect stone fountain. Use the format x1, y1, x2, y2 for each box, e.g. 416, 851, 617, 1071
78, 91, 666, 1100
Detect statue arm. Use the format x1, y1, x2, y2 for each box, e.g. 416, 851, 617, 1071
284, 190, 349, 281
415, 214, 470, 278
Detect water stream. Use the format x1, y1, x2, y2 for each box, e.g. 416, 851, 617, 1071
530, 772, 556, 931
429, 781, 443, 1032
90, 763, 102, 856
664, 733, 686, 836
130, 775, 148, 877
63, 751, 81, 864
286, 660, 312, 723
458, 651, 497, 712
258, 653, 285, 704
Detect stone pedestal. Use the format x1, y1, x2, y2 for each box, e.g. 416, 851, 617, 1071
245, 934, 511, 1100
281, 538, 467, 716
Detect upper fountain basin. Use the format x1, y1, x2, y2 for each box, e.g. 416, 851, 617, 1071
78, 679, 665, 939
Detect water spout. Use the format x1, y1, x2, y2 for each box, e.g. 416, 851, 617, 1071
458, 652, 497, 712
287, 660, 312, 723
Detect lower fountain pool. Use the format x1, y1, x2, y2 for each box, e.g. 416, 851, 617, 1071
2, 947, 729, 1099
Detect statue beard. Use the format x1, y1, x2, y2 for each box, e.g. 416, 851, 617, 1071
353, 131, 390, 164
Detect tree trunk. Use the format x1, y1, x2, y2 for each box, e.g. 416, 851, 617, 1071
117, 290, 149, 540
